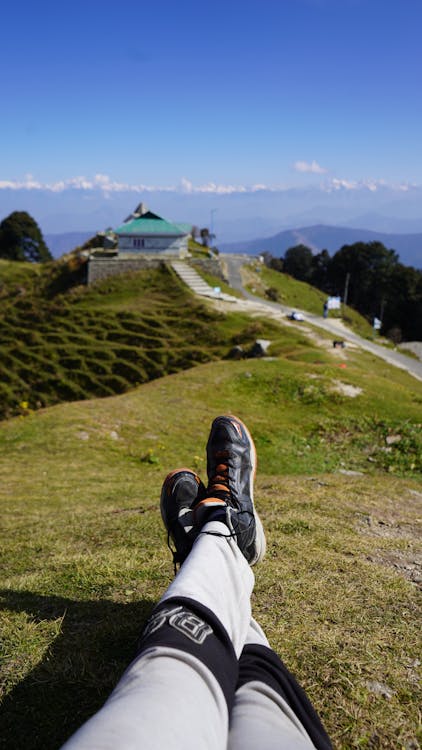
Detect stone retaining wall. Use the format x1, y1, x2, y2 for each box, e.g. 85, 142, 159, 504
189, 257, 227, 282
88, 255, 226, 285
87, 257, 165, 284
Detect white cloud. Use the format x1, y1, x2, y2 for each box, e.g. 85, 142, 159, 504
0, 174, 279, 196
328, 178, 358, 191
0, 174, 176, 194
0, 173, 417, 196
323, 177, 411, 193
192, 182, 247, 195
180, 177, 194, 193
0, 176, 44, 190
293, 160, 328, 174
180, 177, 273, 194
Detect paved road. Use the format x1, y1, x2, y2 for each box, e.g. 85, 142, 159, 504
224, 255, 422, 383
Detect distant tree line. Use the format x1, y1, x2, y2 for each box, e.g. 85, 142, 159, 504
263, 242, 422, 341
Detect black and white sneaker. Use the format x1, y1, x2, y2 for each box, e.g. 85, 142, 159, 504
160, 468, 206, 568
194, 415, 266, 566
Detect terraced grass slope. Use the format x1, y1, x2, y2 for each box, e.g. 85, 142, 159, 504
0, 357, 421, 749
4, 257, 371, 422
0, 260, 276, 419
0, 265, 220, 416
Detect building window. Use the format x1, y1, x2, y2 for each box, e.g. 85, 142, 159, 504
133, 238, 145, 248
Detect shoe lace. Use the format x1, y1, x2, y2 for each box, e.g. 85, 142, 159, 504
167, 529, 183, 575
207, 450, 230, 499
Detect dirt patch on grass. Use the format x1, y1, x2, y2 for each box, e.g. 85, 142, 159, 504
356, 488, 422, 587
332, 380, 363, 398
366, 548, 422, 587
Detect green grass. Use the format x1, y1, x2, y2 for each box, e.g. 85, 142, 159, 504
339, 306, 377, 340
246, 263, 329, 313
0, 259, 356, 420
192, 265, 244, 298
0, 353, 421, 748
188, 237, 211, 257
0, 258, 421, 748
244, 264, 376, 339
0, 259, 42, 287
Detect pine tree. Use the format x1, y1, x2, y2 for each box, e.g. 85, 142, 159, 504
0, 211, 52, 262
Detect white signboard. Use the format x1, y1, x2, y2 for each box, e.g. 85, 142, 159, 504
327, 296, 341, 310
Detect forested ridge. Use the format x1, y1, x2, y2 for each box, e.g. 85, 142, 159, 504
263, 241, 422, 341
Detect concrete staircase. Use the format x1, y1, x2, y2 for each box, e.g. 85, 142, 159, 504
171, 261, 238, 302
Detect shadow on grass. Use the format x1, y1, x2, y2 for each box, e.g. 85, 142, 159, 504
0, 589, 156, 750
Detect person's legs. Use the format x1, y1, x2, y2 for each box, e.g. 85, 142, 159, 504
61, 414, 332, 750
61, 523, 253, 750
61, 416, 262, 750
228, 619, 332, 750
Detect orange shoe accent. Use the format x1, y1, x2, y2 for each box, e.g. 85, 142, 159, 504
210, 483, 229, 492
193, 497, 226, 512
163, 468, 200, 494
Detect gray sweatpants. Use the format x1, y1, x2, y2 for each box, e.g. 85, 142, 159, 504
61, 521, 321, 750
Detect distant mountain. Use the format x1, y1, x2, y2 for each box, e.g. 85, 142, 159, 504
45, 231, 96, 258
220, 224, 422, 268
2, 181, 422, 264
43, 223, 422, 266
2, 180, 422, 236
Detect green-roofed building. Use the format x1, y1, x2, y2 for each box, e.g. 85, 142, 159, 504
114, 203, 191, 257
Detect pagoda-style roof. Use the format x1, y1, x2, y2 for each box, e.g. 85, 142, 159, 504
115, 210, 189, 237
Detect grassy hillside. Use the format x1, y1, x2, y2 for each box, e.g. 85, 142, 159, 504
243, 263, 376, 339
1, 350, 421, 749
1, 258, 421, 748
0, 260, 225, 419
1, 259, 312, 419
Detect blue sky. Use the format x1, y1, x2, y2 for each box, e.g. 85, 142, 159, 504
2, 0, 422, 193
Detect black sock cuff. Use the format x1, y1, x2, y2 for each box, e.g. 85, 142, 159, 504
137, 596, 238, 711
238, 644, 332, 750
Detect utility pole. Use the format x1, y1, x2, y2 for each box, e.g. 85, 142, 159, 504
343, 272, 351, 307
